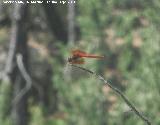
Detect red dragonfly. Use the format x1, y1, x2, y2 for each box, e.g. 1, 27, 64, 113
68, 49, 104, 64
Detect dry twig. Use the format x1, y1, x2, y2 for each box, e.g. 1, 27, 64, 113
12, 54, 32, 106
71, 64, 151, 125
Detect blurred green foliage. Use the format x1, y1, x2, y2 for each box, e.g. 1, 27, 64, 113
0, 79, 12, 125
52, 0, 159, 125
0, 0, 160, 125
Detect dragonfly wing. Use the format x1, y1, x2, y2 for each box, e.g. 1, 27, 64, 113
72, 49, 87, 57
71, 49, 104, 59
70, 57, 85, 64
81, 55, 104, 58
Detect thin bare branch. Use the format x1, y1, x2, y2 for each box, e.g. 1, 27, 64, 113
71, 64, 152, 125
12, 54, 32, 106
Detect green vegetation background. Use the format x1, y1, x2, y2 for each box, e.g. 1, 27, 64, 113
0, 0, 160, 125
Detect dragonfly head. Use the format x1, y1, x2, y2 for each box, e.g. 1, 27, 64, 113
68, 57, 72, 63
68, 56, 79, 63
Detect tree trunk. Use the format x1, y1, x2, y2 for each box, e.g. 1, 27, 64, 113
43, 3, 68, 43
67, 1, 80, 44
5, 1, 29, 125
68, 1, 75, 44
